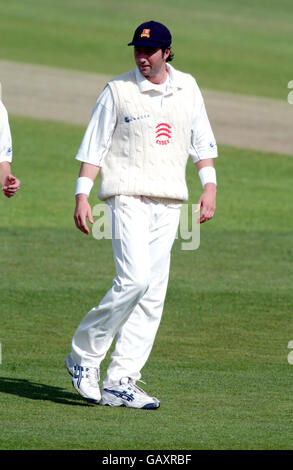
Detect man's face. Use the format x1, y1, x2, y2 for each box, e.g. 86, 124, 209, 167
134, 46, 170, 82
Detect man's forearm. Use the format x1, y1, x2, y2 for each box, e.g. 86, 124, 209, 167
195, 158, 215, 172
0, 161, 12, 185
75, 162, 101, 198
195, 158, 217, 190
78, 162, 100, 181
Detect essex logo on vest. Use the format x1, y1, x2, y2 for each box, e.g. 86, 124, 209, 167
155, 123, 172, 145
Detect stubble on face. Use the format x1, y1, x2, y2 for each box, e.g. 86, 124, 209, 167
134, 47, 170, 84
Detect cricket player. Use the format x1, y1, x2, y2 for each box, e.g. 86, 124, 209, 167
66, 21, 218, 408
0, 98, 20, 198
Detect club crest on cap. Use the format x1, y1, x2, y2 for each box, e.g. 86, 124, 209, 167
141, 29, 151, 38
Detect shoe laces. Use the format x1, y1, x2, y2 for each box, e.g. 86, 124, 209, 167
125, 378, 148, 396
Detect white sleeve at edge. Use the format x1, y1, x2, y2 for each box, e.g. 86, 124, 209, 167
189, 82, 218, 163
75, 85, 116, 167
0, 100, 13, 163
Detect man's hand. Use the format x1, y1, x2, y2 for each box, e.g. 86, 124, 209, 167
74, 194, 94, 235
194, 183, 216, 224
2, 174, 21, 198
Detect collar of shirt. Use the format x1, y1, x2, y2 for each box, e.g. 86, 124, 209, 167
135, 64, 182, 96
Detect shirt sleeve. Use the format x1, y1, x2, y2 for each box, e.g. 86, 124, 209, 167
189, 82, 218, 163
0, 100, 13, 163
75, 85, 116, 167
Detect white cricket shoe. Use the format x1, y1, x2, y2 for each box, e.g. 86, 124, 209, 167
65, 353, 75, 376
71, 363, 101, 404
100, 377, 160, 409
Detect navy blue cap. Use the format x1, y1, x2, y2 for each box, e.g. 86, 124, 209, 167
128, 21, 172, 48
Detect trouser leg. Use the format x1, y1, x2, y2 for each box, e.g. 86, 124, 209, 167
103, 199, 181, 387
71, 196, 151, 367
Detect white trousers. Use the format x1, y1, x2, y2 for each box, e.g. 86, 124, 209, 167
71, 195, 181, 387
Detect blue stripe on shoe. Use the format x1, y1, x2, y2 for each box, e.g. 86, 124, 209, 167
104, 388, 135, 402
74, 365, 84, 388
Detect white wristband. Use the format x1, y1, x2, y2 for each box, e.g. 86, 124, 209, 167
75, 176, 94, 197
198, 166, 217, 188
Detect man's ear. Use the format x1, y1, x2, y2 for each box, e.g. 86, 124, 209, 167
162, 48, 170, 61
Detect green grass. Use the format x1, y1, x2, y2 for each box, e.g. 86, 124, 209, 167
0, 0, 292, 100
0, 116, 292, 449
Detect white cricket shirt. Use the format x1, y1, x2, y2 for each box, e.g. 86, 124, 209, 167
75, 64, 218, 167
0, 100, 13, 163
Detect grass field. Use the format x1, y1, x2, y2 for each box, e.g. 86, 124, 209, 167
0, 117, 292, 449
0, 0, 292, 100
0, 0, 292, 452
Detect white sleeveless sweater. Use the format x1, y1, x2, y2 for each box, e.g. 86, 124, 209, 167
98, 69, 196, 201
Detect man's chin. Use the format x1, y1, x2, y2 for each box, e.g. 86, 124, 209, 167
139, 67, 151, 76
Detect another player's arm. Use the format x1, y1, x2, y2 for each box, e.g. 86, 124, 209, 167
74, 162, 100, 235
0, 161, 21, 198
195, 158, 217, 224
0, 161, 11, 185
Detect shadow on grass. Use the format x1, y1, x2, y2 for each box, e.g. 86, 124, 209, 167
0, 376, 92, 406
